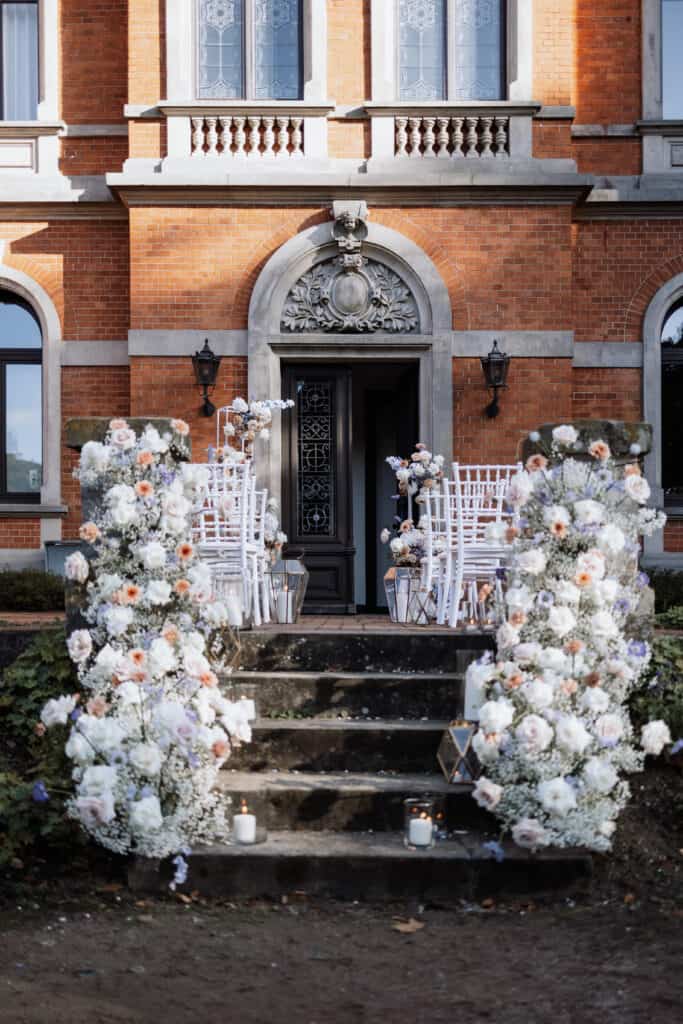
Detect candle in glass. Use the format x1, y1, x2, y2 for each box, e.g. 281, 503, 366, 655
408, 812, 433, 847
233, 799, 257, 844
276, 584, 296, 623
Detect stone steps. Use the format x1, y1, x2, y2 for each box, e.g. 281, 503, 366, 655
229, 718, 451, 773
130, 830, 592, 901
222, 670, 464, 719
217, 770, 491, 832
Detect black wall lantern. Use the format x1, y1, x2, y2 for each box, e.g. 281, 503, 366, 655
192, 338, 222, 417
480, 339, 510, 419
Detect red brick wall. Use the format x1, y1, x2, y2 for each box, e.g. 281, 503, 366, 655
664, 523, 683, 552
61, 0, 128, 123
574, 0, 641, 125
533, 121, 573, 160
130, 356, 248, 455
573, 138, 641, 176
328, 0, 371, 104
534, 0, 573, 106
328, 120, 371, 159
60, 137, 128, 176
0, 519, 41, 549
571, 367, 642, 420
129, 0, 165, 105
61, 366, 131, 539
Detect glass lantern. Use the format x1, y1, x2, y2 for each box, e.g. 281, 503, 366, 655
403, 797, 435, 849
384, 567, 434, 626
437, 721, 481, 784
266, 554, 309, 624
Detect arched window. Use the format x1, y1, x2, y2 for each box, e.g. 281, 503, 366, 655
398, 0, 505, 101
0, 290, 42, 501
661, 299, 683, 506
198, 0, 303, 100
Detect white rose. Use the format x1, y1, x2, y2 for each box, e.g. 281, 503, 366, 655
111, 502, 138, 528
551, 424, 579, 446
472, 729, 502, 764
573, 499, 605, 525
116, 681, 143, 706
506, 471, 533, 507
547, 605, 576, 638
129, 795, 163, 833
93, 645, 122, 679
641, 720, 671, 756
555, 715, 591, 755
583, 757, 618, 794
380, 528, 391, 544
67, 629, 92, 664
506, 586, 534, 612
76, 793, 116, 828
600, 820, 617, 838
512, 817, 550, 850
580, 687, 610, 714
538, 777, 577, 817
65, 730, 94, 764
203, 601, 229, 627
232, 397, 248, 413
184, 631, 206, 652
624, 475, 651, 504
594, 713, 624, 746
110, 427, 136, 450
41, 694, 77, 728
78, 715, 126, 755
141, 425, 168, 454
80, 765, 118, 797
104, 605, 134, 637
154, 702, 195, 744
80, 440, 111, 476
65, 551, 89, 583
148, 638, 177, 677
184, 650, 211, 678
97, 573, 123, 598
517, 549, 547, 576
597, 578, 619, 604
591, 610, 618, 638
128, 742, 164, 776
146, 580, 172, 606
472, 777, 503, 811
606, 659, 634, 682
496, 622, 520, 649
596, 524, 625, 555
544, 505, 570, 530
515, 714, 554, 755
514, 642, 543, 665
520, 679, 554, 711
139, 542, 167, 570
106, 483, 136, 506
554, 580, 580, 606
576, 549, 606, 580
538, 647, 568, 673
478, 699, 514, 735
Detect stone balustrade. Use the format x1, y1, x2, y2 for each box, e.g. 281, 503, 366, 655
190, 113, 305, 158
394, 114, 510, 159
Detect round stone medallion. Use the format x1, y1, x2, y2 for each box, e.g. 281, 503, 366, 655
332, 271, 369, 316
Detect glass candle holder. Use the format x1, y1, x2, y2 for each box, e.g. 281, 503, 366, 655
231, 798, 268, 845
404, 798, 435, 849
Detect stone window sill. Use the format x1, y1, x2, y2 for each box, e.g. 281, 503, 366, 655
0, 504, 67, 518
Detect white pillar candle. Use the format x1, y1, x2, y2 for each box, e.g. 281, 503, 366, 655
233, 809, 257, 844
226, 595, 243, 628
395, 578, 410, 622
276, 588, 296, 623
408, 815, 433, 847
239, 696, 256, 721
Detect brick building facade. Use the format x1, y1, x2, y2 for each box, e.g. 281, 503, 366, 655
0, 0, 682, 608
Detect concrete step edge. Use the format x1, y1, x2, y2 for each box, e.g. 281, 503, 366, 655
218, 769, 463, 795
249, 719, 449, 732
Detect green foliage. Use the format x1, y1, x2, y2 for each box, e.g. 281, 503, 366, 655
656, 605, 683, 630
649, 569, 683, 614
0, 628, 82, 868
0, 569, 65, 612
631, 635, 683, 741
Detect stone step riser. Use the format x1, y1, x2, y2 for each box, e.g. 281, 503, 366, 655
222, 674, 464, 720
229, 723, 447, 774
237, 631, 493, 674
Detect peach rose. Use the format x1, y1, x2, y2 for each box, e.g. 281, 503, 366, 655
86, 696, 109, 718
560, 678, 578, 696
585, 671, 602, 688
130, 649, 146, 666
135, 480, 154, 499
503, 673, 524, 690
509, 610, 526, 627
525, 454, 548, 473
199, 671, 218, 689
34, 722, 46, 737
174, 579, 191, 596
551, 521, 568, 538
109, 418, 128, 430
176, 542, 194, 561
136, 450, 155, 467
115, 584, 141, 605
588, 441, 611, 461
564, 638, 584, 655
574, 571, 593, 588
505, 526, 519, 543
171, 418, 190, 436
162, 624, 179, 644
79, 521, 101, 543
212, 740, 230, 759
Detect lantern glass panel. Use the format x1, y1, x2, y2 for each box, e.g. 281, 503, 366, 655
437, 721, 481, 784
267, 557, 309, 623
403, 797, 435, 849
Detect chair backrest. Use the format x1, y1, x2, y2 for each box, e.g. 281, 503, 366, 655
452, 462, 522, 525
192, 462, 251, 548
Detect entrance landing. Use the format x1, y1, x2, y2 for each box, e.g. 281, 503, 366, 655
259, 614, 472, 634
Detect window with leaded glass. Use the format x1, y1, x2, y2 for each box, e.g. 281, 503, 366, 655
198, 0, 302, 101
398, 0, 505, 102
0, 291, 42, 501
662, 0, 683, 119
661, 300, 683, 506
1, 1, 38, 119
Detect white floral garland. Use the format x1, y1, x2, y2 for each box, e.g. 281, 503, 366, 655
465, 425, 671, 852
39, 419, 254, 869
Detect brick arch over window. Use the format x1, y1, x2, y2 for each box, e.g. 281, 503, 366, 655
622, 254, 683, 342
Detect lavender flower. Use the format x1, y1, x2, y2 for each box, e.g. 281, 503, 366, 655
482, 840, 505, 863
31, 780, 49, 803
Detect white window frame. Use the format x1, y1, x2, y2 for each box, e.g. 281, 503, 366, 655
371, 0, 533, 103
166, 0, 327, 103
640, 0, 683, 173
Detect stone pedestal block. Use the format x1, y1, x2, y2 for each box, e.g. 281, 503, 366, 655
521, 420, 652, 466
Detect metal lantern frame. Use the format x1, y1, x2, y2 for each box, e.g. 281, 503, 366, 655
192, 338, 222, 417
266, 554, 310, 624
480, 339, 511, 419
437, 720, 481, 784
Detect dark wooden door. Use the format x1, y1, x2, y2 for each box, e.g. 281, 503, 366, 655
281, 365, 355, 613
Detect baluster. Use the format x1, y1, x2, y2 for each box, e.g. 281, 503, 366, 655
262, 116, 275, 157
435, 116, 450, 158
464, 116, 479, 158
233, 116, 246, 156
275, 115, 290, 156
191, 117, 204, 156
407, 116, 422, 157
290, 117, 303, 157
217, 116, 230, 156
451, 117, 464, 158
247, 116, 261, 155
205, 117, 218, 156
494, 116, 509, 157
422, 117, 436, 157
479, 117, 493, 158
395, 117, 408, 157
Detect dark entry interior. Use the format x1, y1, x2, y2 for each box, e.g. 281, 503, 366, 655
281, 362, 419, 613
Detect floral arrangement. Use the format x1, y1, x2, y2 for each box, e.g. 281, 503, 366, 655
465, 424, 670, 852
38, 419, 254, 872
218, 398, 295, 459
263, 497, 288, 564
380, 517, 429, 568
386, 443, 445, 503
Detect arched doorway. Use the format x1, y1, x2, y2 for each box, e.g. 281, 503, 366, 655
247, 205, 453, 611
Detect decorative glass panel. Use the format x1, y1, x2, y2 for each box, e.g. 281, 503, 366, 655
5, 363, 41, 494
2, 3, 38, 119
662, 0, 683, 119
452, 0, 504, 100
254, 0, 302, 100
661, 301, 683, 502
0, 293, 41, 348
399, 0, 446, 101
297, 380, 335, 537
198, 0, 245, 99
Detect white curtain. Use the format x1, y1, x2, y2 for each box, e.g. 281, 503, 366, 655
3, 3, 38, 120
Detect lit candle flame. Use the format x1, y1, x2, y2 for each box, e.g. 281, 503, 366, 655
240, 800, 249, 815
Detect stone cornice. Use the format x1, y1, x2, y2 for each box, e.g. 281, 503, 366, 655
365, 101, 541, 118
0, 201, 127, 220
159, 100, 336, 118
0, 121, 64, 138
575, 201, 683, 220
